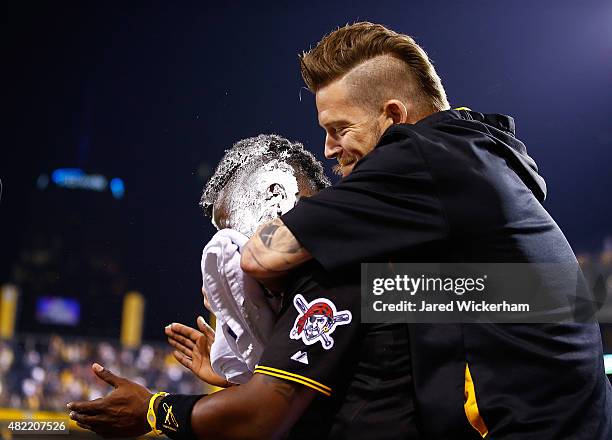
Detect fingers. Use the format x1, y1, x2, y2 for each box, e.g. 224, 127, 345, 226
69, 411, 98, 427
69, 411, 110, 437
168, 333, 195, 350
167, 337, 194, 358
172, 322, 201, 339
173, 350, 193, 370
165, 322, 201, 348
196, 316, 215, 337
67, 399, 103, 415
91, 363, 122, 388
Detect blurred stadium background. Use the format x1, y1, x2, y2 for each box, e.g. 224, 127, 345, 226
2, 1, 611, 438
0, 168, 213, 438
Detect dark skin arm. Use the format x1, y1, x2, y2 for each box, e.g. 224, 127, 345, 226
240, 218, 312, 291
68, 363, 315, 440
190, 373, 315, 440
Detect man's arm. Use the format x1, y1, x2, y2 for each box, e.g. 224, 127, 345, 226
68, 364, 315, 439
190, 373, 315, 439
240, 217, 312, 287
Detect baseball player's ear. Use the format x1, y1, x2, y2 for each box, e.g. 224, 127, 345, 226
382, 99, 409, 124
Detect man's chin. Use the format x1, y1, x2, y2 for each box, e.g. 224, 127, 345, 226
333, 163, 356, 177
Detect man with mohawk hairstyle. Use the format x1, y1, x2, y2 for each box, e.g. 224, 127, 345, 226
67, 134, 422, 440
241, 21, 612, 440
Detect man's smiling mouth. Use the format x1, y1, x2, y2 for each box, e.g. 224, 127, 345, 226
337, 156, 357, 167
332, 156, 357, 176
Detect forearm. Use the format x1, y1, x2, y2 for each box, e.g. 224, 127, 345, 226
241, 245, 293, 292
166, 375, 314, 440
190, 387, 275, 440
241, 218, 312, 284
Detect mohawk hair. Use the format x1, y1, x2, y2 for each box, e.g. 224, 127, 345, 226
199, 134, 330, 218
299, 21, 448, 113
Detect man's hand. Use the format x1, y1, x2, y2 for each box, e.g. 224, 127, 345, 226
165, 316, 234, 388
68, 364, 317, 440
240, 217, 312, 289
67, 363, 152, 438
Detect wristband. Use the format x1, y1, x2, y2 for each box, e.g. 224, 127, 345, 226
147, 392, 169, 436
155, 394, 205, 440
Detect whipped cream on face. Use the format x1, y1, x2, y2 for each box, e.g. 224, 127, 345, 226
224, 160, 299, 237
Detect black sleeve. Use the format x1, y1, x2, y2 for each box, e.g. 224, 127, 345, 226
255, 270, 361, 397
281, 135, 448, 271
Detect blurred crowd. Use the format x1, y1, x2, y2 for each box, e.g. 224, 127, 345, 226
0, 334, 206, 412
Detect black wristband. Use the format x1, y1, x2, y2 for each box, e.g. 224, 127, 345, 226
155, 394, 205, 440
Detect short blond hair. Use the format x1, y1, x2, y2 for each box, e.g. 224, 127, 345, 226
299, 22, 449, 113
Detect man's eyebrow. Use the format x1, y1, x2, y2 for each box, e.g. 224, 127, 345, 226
318, 117, 350, 129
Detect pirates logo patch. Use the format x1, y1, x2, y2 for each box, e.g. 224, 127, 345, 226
289, 294, 352, 350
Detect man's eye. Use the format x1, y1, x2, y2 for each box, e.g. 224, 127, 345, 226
335, 127, 347, 135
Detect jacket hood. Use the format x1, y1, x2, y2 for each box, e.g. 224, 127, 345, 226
417, 109, 547, 202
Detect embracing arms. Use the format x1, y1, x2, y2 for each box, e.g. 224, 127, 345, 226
240, 218, 312, 289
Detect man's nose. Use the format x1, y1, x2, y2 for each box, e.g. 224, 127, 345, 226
324, 133, 342, 159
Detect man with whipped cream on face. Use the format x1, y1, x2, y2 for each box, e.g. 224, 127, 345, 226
190, 133, 419, 439
68, 134, 421, 439
208, 144, 306, 237
196, 134, 330, 386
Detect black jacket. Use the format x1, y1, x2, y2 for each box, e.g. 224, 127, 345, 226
282, 109, 612, 439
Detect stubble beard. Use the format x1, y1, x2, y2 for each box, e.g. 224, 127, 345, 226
332, 121, 383, 177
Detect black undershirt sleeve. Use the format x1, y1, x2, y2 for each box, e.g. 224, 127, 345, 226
255, 266, 361, 397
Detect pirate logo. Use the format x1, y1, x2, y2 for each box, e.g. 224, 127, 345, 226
290, 294, 352, 349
